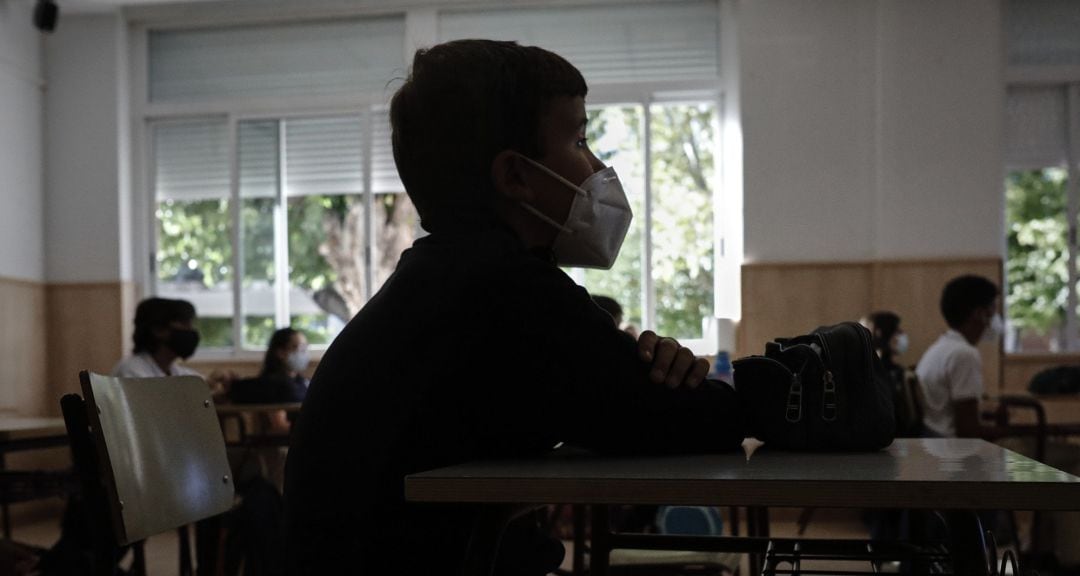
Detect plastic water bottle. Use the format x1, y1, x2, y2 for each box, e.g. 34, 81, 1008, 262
709, 350, 733, 384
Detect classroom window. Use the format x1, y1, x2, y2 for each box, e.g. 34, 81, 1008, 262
1004, 84, 1080, 352
141, 3, 732, 355
153, 113, 414, 351
573, 102, 719, 342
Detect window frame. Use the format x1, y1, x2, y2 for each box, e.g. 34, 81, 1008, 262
574, 92, 726, 354
1004, 66, 1080, 354
130, 2, 737, 359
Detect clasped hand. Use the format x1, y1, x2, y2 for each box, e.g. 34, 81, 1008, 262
636, 330, 710, 389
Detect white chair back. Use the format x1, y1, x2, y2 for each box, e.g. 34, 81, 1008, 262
80, 371, 234, 545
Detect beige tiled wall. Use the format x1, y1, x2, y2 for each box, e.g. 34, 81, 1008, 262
739, 258, 1003, 392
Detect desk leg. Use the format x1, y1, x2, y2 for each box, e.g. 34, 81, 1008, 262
746, 507, 769, 576
945, 510, 992, 576
1, 451, 9, 540
590, 506, 610, 576
572, 505, 586, 576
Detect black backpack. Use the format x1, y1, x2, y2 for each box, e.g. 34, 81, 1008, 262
732, 321, 895, 451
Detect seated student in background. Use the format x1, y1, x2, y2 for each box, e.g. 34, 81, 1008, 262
111, 297, 232, 395
916, 275, 1008, 439
864, 311, 908, 379
229, 327, 310, 435
112, 297, 201, 378
284, 40, 745, 576
863, 311, 923, 436
592, 294, 640, 339
216, 328, 310, 576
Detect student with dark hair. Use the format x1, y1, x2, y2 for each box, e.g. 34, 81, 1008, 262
261, 328, 310, 390
230, 327, 310, 434
592, 295, 623, 326
592, 294, 639, 338
284, 40, 744, 575
916, 275, 1004, 438
112, 297, 201, 378
217, 328, 310, 576
865, 311, 907, 372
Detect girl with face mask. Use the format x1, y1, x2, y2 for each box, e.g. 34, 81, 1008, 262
225, 327, 311, 434
258, 327, 311, 403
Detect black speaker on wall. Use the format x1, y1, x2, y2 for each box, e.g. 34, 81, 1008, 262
33, 0, 59, 33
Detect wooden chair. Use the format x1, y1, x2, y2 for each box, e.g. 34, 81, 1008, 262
60, 371, 235, 576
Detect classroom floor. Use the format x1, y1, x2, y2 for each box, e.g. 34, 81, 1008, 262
11, 506, 884, 575
9, 504, 1041, 575
10, 503, 179, 575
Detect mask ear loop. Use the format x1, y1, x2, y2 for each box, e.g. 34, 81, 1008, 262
519, 202, 575, 235
515, 153, 588, 198
514, 153, 585, 235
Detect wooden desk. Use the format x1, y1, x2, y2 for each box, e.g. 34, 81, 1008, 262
406, 439, 1080, 575
0, 417, 67, 452
215, 403, 301, 447
213, 402, 302, 417
0, 416, 70, 539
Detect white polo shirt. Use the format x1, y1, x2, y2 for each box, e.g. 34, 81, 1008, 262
111, 352, 200, 378
915, 329, 983, 437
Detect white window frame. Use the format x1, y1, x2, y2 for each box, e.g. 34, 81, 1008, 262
1004, 65, 1080, 354
129, 1, 739, 359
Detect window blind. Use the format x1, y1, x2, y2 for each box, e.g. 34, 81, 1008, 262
1007, 0, 1080, 66
438, 1, 720, 85
239, 120, 278, 199
149, 17, 406, 103
154, 119, 229, 202
1006, 86, 1068, 170
284, 116, 365, 197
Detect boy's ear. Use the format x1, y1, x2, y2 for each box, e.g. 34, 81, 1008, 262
490, 150, 533, 202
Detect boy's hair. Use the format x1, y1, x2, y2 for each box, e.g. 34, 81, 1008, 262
867, 311, 900, 348
389, 39, 587, 233
940, 275, 998, 329
592, 295, 623, 324
132, 297, 196, 354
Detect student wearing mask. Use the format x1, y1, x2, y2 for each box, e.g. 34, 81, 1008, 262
44, 298, 219, 575
865, 311, 908, 376
258, 327, 310, 403
284, 40, 745, 576
218, 328, 310, 576
916, 275, 1008, 439
112, 297, 202, 378
229, 327, 310, 434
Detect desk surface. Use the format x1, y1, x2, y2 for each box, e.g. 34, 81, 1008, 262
406, 439, 1080, 511
0, 417, 66, 443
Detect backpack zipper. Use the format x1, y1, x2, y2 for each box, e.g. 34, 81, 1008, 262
821, 370, 838, 422
785, 371, 803, 423
738, 353, 807, 424
815, 334, 838, 422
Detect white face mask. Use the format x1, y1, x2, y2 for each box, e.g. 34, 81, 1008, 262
287, 349, 310, 373
516, 155, 633, 269
892, 332, 909, 356
982, 313, 1004, 343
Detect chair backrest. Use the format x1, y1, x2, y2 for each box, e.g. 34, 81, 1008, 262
895, 368, 926, 437
66, 370, 234, 545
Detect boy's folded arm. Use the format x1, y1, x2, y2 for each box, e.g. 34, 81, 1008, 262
511, 269, 743, 454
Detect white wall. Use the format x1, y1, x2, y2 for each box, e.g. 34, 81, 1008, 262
875, 0, 1004, 259
0, 0, 44, 281
741, 0, 1004, 263
43, 11, 130, 283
